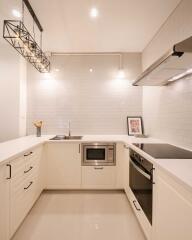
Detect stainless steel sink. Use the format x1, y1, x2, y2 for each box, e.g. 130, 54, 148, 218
50, 135, 82, 140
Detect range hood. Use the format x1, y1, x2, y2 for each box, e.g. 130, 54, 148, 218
133, 36, 192, 86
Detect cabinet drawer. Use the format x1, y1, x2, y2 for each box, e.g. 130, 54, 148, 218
82, 166, 116, 188
10, 174, 37, 237
10, 157, 25, 180
128, 188, 152, 240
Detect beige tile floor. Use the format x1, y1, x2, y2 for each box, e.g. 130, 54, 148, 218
12, 190, 146, 240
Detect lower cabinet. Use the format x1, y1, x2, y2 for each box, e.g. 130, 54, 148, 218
153, 169, 192, 240
9, 146, 43, 238
45, 143, 81, 189
0, 163, 10, 240
82, 166, 116, 189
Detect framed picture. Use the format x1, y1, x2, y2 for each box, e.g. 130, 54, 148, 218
127, 116, 143, 136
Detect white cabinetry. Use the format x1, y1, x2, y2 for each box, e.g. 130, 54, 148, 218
153, 169, 192, 240
82, 166, 116, 189
10, 146, 43, 238
82, 143, 123, 189
0, 163, 10, 240
45, 143, 81, 189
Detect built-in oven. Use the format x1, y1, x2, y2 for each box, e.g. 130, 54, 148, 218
129, 149, 154, 224
82, 143, 116, 166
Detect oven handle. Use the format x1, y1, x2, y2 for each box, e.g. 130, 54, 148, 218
130, 158, 151, 180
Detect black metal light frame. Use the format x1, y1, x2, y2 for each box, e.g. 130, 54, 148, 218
3, 0, 50, 73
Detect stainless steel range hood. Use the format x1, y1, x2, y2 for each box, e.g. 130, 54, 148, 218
133, 36, 192, 86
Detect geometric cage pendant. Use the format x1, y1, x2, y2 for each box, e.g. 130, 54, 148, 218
3, 20, 50, 73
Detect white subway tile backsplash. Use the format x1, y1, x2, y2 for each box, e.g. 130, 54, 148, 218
27, 54, 142, 135
143, 77, 192, 149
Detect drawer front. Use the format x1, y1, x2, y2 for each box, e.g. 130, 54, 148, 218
82, 166, 116, 188
10, 157, 25, 180
10, 175, 26, 236
10, 174, 37, 237
128, 188, 152, 240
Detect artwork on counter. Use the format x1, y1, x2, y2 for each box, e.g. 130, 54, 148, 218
127, 116, 143, 136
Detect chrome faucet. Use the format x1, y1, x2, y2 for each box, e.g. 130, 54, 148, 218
68, 121, 71, 137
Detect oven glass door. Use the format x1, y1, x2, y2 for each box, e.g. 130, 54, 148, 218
129, 158, 153, 224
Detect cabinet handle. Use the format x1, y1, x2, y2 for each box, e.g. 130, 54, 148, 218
150, 167, 155, 184
24, 151, 33, 157
79, 144, 81, 154
6, 164, 12, 180
94, 167, 104, 170
24, 166, 33, 174
133, 200, 141, 211
24, 181, 33, 190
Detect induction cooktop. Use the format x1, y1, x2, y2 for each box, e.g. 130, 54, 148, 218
132, 143, 192, 159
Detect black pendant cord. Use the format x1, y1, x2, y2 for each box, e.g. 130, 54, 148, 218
22, 1, 24, 23
40, 32, 42, 50
22, 0, 43, 32
33, 18, 36, 40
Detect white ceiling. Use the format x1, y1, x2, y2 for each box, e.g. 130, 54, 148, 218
1, 0, 181, 52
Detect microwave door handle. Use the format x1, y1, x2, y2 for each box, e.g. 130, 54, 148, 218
130, 159, 151, 180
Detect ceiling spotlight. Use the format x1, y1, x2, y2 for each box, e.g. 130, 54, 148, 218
90, 7, 99, 18
89, 68, 93, 72
12, 9, 21, 18
55, 68, 60, 72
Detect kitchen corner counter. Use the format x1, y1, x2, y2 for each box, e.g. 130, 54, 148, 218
0, 135, 52, 165
0, 134, 161, 165
0, 134, 192, 193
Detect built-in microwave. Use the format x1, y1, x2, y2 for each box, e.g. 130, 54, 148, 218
82, 143, 116, 166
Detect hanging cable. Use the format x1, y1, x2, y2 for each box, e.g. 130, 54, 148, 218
22, 0, 25, 23
33, 18, 36, 40
40, 32, 42, 49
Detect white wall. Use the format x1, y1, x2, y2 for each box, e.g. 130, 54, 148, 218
0, 0, 27, 142
142, 0, 192, 148
27, 54, 142, 135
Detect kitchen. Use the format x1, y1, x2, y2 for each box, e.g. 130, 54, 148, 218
0, 0, 192, 239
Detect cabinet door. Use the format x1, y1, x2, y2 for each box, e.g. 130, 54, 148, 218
0, 164, 10, 240
46, 143, 81, 188
153, 170, 192, 240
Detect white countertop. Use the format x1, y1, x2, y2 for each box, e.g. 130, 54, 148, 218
0, 135, 52, 164
0, 134, 192, 193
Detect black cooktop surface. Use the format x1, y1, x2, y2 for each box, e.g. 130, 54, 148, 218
132, 143, 192, 159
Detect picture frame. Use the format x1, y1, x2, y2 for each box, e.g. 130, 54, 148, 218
127, 116, 143, 136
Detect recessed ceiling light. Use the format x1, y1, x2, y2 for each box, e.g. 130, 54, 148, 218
55, 68, 60, 72
12, 9, 21, 18
90, 7, 99, 18
89, 68, 93, 72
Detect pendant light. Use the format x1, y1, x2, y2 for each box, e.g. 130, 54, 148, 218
3, 0, 50, 73
117, 54, 125, 79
